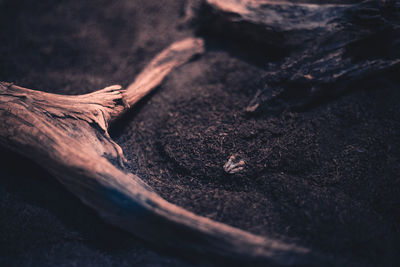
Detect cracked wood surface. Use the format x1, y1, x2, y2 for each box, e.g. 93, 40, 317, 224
199, 0, 399, 114
0, 37, 330, 266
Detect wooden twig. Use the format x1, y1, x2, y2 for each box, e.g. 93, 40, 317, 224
0, 38, 331, 266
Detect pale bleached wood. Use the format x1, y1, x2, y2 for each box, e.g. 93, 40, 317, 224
123, 38, 204, 107
0, 38, 332, 266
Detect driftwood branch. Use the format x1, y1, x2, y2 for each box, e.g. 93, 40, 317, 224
199, 0, 359, 47
199, 0, 399, 114
0, 38, 330, 266
3, 0, 396, 263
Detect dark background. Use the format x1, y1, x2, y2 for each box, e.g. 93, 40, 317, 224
1, 0, 399, 266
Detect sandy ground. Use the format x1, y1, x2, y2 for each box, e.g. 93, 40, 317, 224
1, 0, 399, 266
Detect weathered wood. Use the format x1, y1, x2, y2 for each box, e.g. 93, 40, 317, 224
199, 0, 399, 114
198, 0, 360, 48
0, 38, 330, 266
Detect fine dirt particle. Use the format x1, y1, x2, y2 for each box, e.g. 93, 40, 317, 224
1, 0, 400, 266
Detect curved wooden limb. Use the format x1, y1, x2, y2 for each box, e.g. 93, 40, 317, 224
0, 38, 332, 266
123, 38, 204, 107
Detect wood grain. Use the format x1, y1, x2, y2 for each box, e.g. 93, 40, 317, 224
0, 37, 331, 266
199, 0, 399, 113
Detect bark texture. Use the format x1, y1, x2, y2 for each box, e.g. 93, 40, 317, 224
198, 0, 399, 114
2, 0, 398, 265
0, 38, 329, 266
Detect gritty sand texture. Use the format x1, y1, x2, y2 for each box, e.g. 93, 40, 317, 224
1, 0, 399, 266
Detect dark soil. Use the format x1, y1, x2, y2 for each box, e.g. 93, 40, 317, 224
1, 0, 399, 266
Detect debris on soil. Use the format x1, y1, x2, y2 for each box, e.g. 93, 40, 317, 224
223, 154, 245, 174
1, 0, 400, 266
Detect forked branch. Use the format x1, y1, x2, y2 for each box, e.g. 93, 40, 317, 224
0, 38, 331, 266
